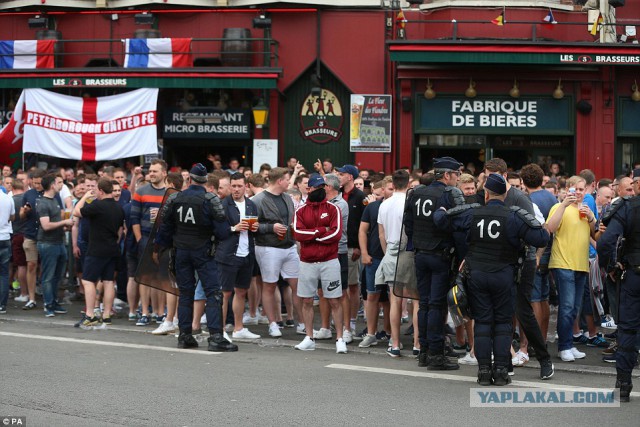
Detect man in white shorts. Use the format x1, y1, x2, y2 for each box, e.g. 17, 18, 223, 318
293, 174, 346, 353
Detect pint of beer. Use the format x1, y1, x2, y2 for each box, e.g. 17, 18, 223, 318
350, 95, 365, 142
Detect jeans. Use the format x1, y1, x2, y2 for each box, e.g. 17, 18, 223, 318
552, 268, 588, 351
0, 240, 11, 307
414, 252, 450, 352
37, 242, 68, 309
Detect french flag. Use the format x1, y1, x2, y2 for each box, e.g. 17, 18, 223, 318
124, 38, 192, 68
0, 40, 55, 69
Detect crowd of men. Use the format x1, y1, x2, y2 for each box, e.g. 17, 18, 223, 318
0, 154, 638, 402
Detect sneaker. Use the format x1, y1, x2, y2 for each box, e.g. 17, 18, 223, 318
513, 350, 529, 367
601, 315, 617, 329
243, 313, 259, 326
375, 330, 390, 341
268, 322, 282, 338
285, 320, 295, 328
152, 321, 177, 335
359, 334, 378, 348
343, 329, 353, 344
102, 317, 112, 325
22, 300, 36, 310
296, 324, 307, 335
559, 349, 575, 362
452, 342, 469, 353
386, 347, 401, 358
573, 333, 589, 345
413, 347, 420, 357
232, 328, 261, 340
80, 316, 101, 329
587, 333, 609, 348
540, 359, 555, 380
0, 306, 6, 314
225, 323, 235, 333
336, 338, 348, 354
128, 313, 138, 321
604, 330, 618, 340
570, 347, 586, 359
53, 304, 67, 314
401, 315, 409, 324
257, 313, 269, 325
155, 314, 166, 324
295, 336, 316, 351
602, 353, 617, 363
192, 328, 203, 336
313, 328, 332, 340
459, 352, 478, 365
136, 315, 150, 326
602, 343, 618, 355
356, 328, 368, 339
44, 308, 55, 318
14, 295, 29, 302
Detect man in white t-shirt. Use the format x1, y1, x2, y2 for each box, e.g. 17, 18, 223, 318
376, 169, 410, 358
0, 189, 15, 313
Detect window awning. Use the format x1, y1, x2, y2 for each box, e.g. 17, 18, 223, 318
388, 41, 640, 66
0, 68, 281, 89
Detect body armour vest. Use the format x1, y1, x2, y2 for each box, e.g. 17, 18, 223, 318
411, 184, 451, 251
623, 197, 640, 267
466, 205, 519, 272
171, 193, 213, 249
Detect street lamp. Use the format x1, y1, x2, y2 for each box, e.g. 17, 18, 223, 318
252, 99, 269, 128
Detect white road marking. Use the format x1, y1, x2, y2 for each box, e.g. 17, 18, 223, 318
326, 364, 640, 397
0, 331, 220, 355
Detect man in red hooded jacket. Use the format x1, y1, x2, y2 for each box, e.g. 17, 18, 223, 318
293, 173, 346, 354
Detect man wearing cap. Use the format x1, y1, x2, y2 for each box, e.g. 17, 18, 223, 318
336, 164, 366, 338
434, 173, 549, 386
292, 173, 346, 353
155, 163, 238, 352
404, 156, 465, 370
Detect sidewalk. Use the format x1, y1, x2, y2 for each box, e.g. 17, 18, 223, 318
1, 293, 635, 378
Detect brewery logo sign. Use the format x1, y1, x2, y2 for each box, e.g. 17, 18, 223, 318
299, 88, 343, 144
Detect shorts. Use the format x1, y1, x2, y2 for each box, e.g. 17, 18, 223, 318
194, 280, 206, 301
531, 267, 550, 303
255, 245, 299, 283
298, 259, 342, 299
126, 249, 139, 278
11, 233, 26, 267
23, 237, 38, 263
83, 255, 118, 283
218, 255, 254, 292
75, 240, 88, 274
347, 248, 361, 286
338, 253, 349, 290
252, 260, 261, 277
365, 257, 383, 294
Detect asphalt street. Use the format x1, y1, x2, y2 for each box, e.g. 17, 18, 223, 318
0, 300, 638, 426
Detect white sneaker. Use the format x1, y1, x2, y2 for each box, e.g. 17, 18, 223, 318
570, 347, 586, 359
459, 352, 478, 365
313, 328, 332, 340
268, 322, 282, 337
559, 349, 575, 362
295, 336, 316, 351
296, 323, 306, 335
14, 295, 29, 302
336, 338, 348, 354
243, 313, 259, 326
343, 329, 353, 344
232, 328, 261, 340
601, 315, 617, 329
513, 350, 529, 366
258, 313, 269, 325
200, 314, 207, 324
223, 331, 233, 343
359, 334, 378, 348
151, 321, 177, 335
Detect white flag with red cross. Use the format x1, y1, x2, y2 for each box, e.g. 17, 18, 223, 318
20, 88, 158, 161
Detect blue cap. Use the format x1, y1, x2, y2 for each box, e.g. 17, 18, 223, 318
336, 164, 359, 179
484, 173, 507, 195
308, 173, 326, 188
433, 156, 462, 171
190, 163, 208, 183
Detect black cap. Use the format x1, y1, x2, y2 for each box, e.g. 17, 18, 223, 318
433, 156, 462, 171
190, 163, 208, 183
633, 168, 640, 180
484, 173, 507, 195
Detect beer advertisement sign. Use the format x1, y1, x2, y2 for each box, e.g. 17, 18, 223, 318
299, 88, 344, 144
350, 94, 392, 153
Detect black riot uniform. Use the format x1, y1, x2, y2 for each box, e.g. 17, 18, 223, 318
155, 163, 237, 352
597, 195, 640, 402
404, 156, 465, 370
434, 174, 549, 386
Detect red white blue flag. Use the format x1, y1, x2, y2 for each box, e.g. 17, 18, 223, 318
0, 40, 55, 69
124, 38, 192, 68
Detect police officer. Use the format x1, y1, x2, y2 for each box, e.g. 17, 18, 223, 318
434, 174, 549, 385
404, 156, 465, 370
155, 163, 238, 352
597, 191, 640, 402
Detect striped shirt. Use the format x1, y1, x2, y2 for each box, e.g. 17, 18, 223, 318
130, 183, 166, 237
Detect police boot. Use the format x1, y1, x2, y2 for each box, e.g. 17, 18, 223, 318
177, 331, 198, 349
426, 350, 460, 371
616, 374, 633, 403
208, 332, 239, 352
492, 366, 512, 386
418, 350, 429, 367
477, 366, 492, 386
